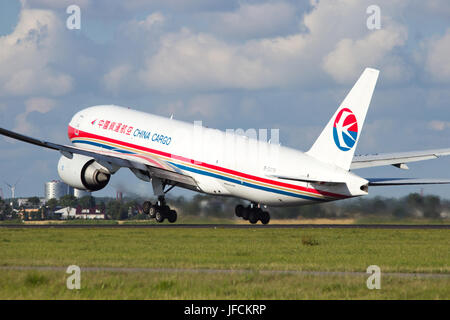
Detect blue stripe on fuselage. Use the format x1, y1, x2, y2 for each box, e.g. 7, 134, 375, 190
71, 139, 325, 202
71, 139, 136, 154
169, 162, 323, 202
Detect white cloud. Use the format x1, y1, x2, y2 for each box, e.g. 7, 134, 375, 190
21, 0, 90, 9
119, 0, 232, 12
322, 25, 408, 83
122, 12, 166, 37
426, 28, 450, 82
210, 2, 297, 39
136, 12, 165, 29
126, 0, 413, 92
0, 9, 73, 96
103, 64, 133, 93
428, 120, 450, 131
14, 97, 57, 134
155, 94, 232, 121
138, 28, 276, 91
187, 94, 229, 119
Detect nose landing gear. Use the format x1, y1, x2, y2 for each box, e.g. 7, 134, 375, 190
235, 203, 270, 225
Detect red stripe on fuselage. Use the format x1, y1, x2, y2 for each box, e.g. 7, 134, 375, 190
68, 125, 348, 199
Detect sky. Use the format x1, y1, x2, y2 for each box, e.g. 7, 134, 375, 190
0, 0, 450, 200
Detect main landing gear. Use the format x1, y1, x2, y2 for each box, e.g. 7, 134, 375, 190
235, 203, 270, 225
142, 178, 177, 223
142, 196, 177, 223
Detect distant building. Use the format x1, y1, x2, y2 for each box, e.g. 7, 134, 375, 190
17, 198, 30, 207
16, 198, 46, 207
23, 208, 41, 219
45, 180, 71, 200
54, 206, 105, 220
54, 207, 76, 219
74, 188, 91, 198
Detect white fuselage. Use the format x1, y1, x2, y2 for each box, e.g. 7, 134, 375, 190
68, 105, 368, 206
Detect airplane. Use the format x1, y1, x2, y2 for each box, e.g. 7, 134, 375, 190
1, 67, 450, 224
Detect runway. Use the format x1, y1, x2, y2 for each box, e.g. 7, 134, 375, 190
0, 266, 448, 279
0, 224, 449, 229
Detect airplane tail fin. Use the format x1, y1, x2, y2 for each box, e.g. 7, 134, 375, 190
306, 68, 379, 171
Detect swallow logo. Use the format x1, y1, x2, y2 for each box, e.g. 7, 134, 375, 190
91, 119, 97, 125
333, 108, 358, 151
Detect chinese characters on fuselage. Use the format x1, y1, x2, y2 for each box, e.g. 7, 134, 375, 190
95, 119, 171, 145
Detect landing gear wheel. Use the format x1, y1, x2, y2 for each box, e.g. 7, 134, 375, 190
142, 201, 152, 215
260, 211, 270, 225
235, 204, 244, 218
234, 203, 271, 225
149, 205, 157, 218
248, 210, 258, 224
242, 207, 250, 220
161, 205, 170, 214
155, 210, 165, 223
168, 210, 177, 223
151, 182, 178, 223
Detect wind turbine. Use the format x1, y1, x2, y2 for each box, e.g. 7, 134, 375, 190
5, 178, 20, 209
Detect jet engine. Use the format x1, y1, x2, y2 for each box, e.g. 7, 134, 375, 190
57, 154, 111, 191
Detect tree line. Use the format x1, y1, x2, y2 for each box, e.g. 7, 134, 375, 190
170, 193, 449, 220
0, 192, 449, 221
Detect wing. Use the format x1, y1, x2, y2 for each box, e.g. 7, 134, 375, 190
0, 127, 198, 190
351, 148, 450, 170
367, 178, 450, 186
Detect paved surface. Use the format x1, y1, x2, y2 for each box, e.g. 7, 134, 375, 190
1, 266, 448, 279
0, 224, 449, 229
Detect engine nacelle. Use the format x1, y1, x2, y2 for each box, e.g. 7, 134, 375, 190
57, 154, 111, 191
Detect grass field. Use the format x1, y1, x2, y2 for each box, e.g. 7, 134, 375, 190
0, 227, 448, 299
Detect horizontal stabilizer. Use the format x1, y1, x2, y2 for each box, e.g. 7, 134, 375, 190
352, 148, 450, 169
367, 178, 450, 186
